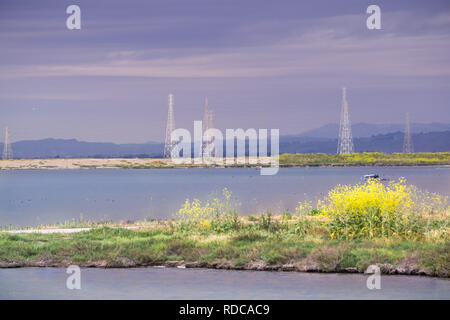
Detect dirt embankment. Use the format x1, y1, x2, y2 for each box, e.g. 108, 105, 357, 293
0, 258, 440, 277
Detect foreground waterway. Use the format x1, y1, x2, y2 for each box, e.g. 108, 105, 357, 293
0, 267, 449, 299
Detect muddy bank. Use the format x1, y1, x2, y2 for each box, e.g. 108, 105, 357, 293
0, 258, 442, 278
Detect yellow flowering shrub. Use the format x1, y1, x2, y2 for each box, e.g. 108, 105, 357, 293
176, 188, 241, 232
319, 178, 415, 218
177, 198, 214, 229
295, 200, 313, 216
297, 178, 449, 240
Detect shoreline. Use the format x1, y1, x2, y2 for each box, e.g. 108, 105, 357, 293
0, 258, 439, 278
1, 153, 449, 170
1, 220, 448, 278
2, 225, 434, 277
1, 164, 450, 170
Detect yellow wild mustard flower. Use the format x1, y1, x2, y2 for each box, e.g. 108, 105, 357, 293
176, 188, 241, 232
295, 178, 448, 240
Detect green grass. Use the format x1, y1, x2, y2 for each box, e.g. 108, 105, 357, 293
1, 216, 448, 277
279, 152, 450, 167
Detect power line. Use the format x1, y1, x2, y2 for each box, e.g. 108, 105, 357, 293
337, 87, 354, 154
2, 126, 13, 160
202, 97, 215, 158
403, 112, 414, 153
163, 93, 175, 158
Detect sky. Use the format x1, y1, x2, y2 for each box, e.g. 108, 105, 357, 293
1, 0, 450, 143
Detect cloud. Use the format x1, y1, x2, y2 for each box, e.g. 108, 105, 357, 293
1, 10, 449, 80
1, 35, 449, 79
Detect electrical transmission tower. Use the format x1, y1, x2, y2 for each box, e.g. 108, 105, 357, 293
164, 93, 175, 158
403, 112, 414, 153
202, 97, 215, 158
337, 87, 354, 154
2, 126, 13, 160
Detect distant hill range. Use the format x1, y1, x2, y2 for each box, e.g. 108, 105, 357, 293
280, 131, 450, 154
2, 139, 164, 159
1, 123, 449, 158
290, 122, 450, 139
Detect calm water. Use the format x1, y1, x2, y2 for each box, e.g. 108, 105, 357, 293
0, 267, 448, 300
1, 166, 449, 227
1, 167, 449, 300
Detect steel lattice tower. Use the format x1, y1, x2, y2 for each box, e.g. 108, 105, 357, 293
203, 97, 210, 134
2, 126, 13, 160
202, 97, 214, 157
337, 87, 354, 154
403, 112, 414, 153
163, 93, 175, 158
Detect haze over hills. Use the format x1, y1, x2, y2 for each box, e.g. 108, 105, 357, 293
1, 123, 449, 158
280, 131, 450, 154
290, 122, 450, 139
1, 139, 163, 159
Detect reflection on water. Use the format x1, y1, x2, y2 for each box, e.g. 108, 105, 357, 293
0, 267, 449, 300
0, 166, 449, 227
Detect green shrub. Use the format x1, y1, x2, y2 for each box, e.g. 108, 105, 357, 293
283, 212, 292, 220
175, 188, 242, 232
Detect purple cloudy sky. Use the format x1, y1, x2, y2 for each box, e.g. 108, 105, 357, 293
1, 0, 450, 143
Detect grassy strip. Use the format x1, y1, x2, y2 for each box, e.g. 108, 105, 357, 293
1, 152, 449, 170
0, 216, 448, 277
279, 152, 450, 166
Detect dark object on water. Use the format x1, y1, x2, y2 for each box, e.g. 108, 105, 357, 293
364, 174, 379, 180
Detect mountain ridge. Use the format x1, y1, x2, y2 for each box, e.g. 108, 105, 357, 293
1, 130, 449, 158
291, 122, 450, 139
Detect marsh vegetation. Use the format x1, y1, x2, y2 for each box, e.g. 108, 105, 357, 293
0, 180, 448, 276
